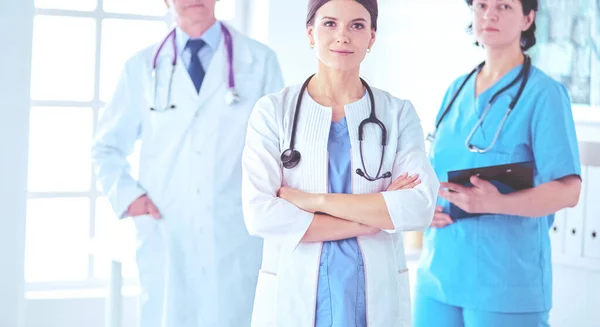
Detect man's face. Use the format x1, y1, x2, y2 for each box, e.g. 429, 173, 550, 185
165, 0, 217, 22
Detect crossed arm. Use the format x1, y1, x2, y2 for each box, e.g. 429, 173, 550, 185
241, 97, 438, 250
279, 173, 421, 242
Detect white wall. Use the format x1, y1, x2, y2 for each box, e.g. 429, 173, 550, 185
551, 264, 600, 326
246, 0, 317, 86
0, 0, 33, 326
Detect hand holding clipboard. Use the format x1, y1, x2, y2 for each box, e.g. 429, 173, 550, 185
439, 161, 534, 220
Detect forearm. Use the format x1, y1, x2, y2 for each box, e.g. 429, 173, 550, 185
92, 150, 145, 218
493, 176, 581, 217
301, 213, 377, 243
314, 193, 394, 230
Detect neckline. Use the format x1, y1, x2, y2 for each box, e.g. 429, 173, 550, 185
472, 62, 524, 102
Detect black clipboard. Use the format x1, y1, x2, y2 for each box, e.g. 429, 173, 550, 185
446, 161, 534, 219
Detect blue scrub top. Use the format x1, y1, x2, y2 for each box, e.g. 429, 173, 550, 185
416, 64, 581, 313
315, 117, 367, 327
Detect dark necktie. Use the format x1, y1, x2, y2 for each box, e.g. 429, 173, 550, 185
186, 39, 206, 93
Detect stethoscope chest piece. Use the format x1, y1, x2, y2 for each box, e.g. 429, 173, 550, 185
225, 88, 240, 106
281, 149, 301, 169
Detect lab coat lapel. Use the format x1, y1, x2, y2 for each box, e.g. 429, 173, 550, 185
173, 59, 200, 107
154, 34, 198, 111
229, 24, 254, 74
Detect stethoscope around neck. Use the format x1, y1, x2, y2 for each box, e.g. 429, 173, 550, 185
149, 23, 239, 111
426, 54, 532, 153
281, 74, 392, 182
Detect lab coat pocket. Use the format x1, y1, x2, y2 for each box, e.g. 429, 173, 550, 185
131, 214, 165, 276
147, 111, 174, 148
145, 108, 189, 156
251, 270, 278, 327
395, 269, 411, 327
132, 214, 155, 238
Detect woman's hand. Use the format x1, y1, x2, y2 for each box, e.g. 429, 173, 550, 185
278, 186, 323, 213
386, 173, 421, 191
430, 206, 454, 228
438, 175, 502, 215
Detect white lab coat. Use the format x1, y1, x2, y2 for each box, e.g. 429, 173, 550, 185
241, 85, 440, 327
92, 23, 284, 327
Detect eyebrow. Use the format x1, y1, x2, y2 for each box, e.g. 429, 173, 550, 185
320, 16, 368, 23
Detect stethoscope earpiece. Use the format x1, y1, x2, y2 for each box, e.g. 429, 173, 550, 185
281, 149, 301, 169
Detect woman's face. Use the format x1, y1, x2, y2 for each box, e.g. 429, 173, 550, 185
471, 0, 534, 49
307, 0, 376, 72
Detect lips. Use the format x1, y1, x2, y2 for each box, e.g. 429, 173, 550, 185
483, 27, 499, 32
185, 4, 204, 9
330, 49, 353, 55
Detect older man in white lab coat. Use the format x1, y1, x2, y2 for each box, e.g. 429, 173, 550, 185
91, 1, 284, 326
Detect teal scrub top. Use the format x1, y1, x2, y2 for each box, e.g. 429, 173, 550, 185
415, 63, 581, 313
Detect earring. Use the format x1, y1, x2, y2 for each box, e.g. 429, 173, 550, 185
367, 48, 371, 53
310, 43, 314, 48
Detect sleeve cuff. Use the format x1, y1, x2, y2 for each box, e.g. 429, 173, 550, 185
110, 184, 147, 219
380, 189, 436, 234
281, 211, 315, 253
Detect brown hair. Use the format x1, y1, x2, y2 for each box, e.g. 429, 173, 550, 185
306, 0, 378, 31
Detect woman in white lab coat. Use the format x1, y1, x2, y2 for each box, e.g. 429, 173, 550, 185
241, 0, 439, 326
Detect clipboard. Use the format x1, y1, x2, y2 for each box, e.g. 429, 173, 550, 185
446, 161, 535, 219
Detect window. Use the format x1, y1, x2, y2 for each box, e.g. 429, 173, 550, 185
26, 0, 237, 294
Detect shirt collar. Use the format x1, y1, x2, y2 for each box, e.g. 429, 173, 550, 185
175, 20, 222, 54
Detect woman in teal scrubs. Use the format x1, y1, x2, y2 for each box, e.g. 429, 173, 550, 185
413, 0, 583, 326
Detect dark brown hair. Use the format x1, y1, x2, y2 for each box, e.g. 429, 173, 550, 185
306, 0, 378, 31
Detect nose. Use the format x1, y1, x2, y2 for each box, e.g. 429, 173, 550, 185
335, 29, 350, 44
482, 6, 499, 21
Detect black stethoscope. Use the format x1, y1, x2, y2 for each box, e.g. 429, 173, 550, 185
426, 54, 531, 153
281, 74, 392, 181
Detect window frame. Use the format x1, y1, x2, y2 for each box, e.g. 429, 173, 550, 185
26, 0, 240, 295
